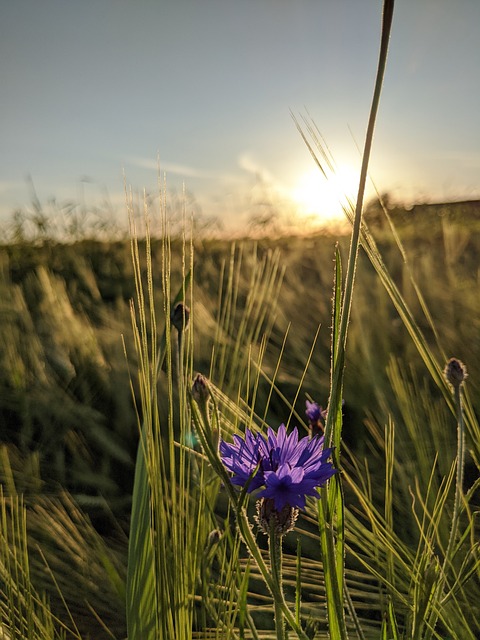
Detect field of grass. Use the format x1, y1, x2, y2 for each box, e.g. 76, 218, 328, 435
0, 200, 479, 638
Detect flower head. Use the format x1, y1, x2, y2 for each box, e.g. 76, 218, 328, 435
220, 423, 336, 511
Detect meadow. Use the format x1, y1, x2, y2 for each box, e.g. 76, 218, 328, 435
0, 196, 479, 638
1, 1, 479, 637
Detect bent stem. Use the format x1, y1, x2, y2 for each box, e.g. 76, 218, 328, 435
269, 524, 286, 640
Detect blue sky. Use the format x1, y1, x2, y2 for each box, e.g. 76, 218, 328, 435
1, 0, 479, 232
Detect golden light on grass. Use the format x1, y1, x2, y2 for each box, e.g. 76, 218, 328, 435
290, 164, 359, 224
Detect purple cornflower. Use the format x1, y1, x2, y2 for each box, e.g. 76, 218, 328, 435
219, 424, 336, 511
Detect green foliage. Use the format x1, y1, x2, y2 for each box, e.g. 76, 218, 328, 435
1, 202, 480, 637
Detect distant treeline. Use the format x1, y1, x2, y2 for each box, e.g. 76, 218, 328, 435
364, 196, 480, 228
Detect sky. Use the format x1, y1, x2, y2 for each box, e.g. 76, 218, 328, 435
1, 0, 480, 234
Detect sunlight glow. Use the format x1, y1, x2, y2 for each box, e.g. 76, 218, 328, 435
291, 165, 359, 223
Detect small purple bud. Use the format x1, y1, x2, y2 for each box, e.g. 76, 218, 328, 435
305, 400, 326, 436
305, 400, 323, 423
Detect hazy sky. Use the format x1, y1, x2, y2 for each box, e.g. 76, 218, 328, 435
1, 0, 480, 232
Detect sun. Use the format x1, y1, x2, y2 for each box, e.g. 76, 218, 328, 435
291, 165, 359, 223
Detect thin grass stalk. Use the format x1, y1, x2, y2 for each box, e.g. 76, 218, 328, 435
312, 244, 347, 639
315, 5, 395, 634
444, 374, 466, 567
125, 194, 156, 640
343, 575, 367, 640
325, 0, 395, 445
35, 545, 83, 640
295, 539, 302, 629
385, 419, 395, 596
237, 559, 251, 640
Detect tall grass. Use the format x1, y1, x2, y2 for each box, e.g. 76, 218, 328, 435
1, 206, 479, 638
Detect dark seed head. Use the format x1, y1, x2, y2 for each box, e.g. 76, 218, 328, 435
191, 373, 210, 405
444, 358, 467, 390
171, 301, 190, 333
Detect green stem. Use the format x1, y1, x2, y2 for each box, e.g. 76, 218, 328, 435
175, 328, 185, 409
318, 489, 348, 639
269, 524, 286, 640
236, 508, 309, 639
448, 384, 465, 557
325, 0, 395, 444
441, 382, 465, 585
320, 2, 394, 634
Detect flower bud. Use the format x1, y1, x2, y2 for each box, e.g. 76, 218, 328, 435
444, 358, 467, 390
192, 373, 210, 405
305, 400, 326, 436
171, 301, 190, 333
205, 529, 222, 553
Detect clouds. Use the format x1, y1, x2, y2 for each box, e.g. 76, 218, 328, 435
237, 152, 274, 182
126, 156, 216, 180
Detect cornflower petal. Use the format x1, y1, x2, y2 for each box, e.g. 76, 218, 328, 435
267, 424, 309, 469
219, 428, 265, 491
260, 464, 307, 510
